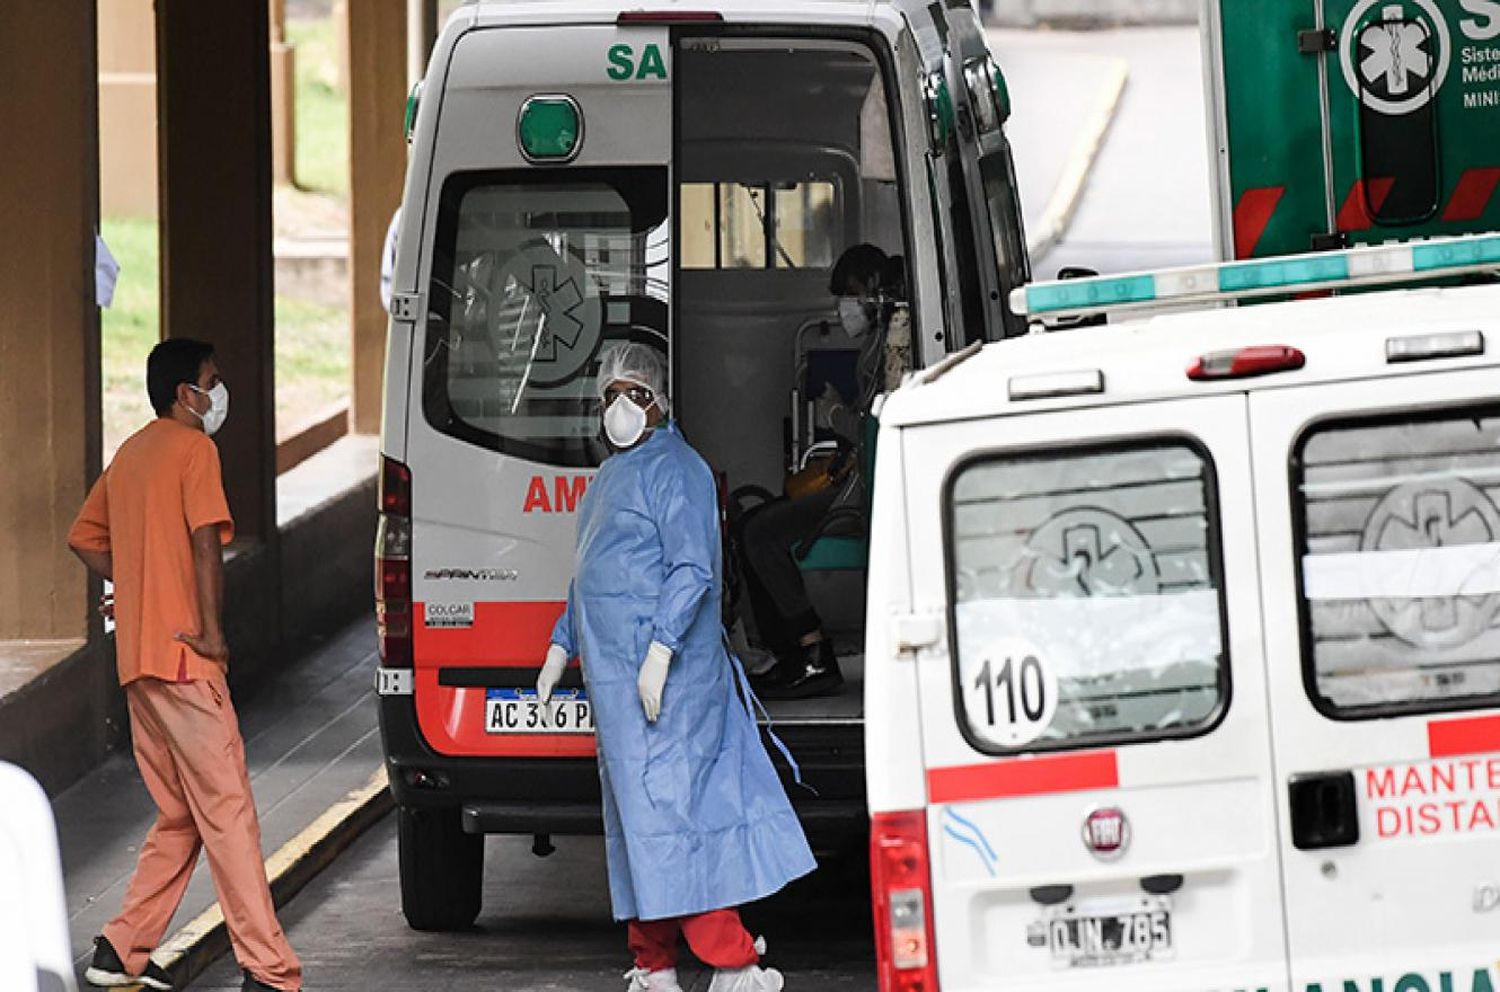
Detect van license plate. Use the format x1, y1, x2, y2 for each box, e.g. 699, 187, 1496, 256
484, 688, 594, 735
1044, 896, 1172, 968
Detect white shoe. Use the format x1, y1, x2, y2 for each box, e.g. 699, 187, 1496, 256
706, 937, 784, 992
624, 965, 684, 992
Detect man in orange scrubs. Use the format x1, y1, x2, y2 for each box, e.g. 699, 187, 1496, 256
68, 339, 302, 992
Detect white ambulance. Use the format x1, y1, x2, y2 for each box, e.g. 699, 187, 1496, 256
0, 762, 75, 992
863, 236, 1500, 992
375, 0, 1033, 930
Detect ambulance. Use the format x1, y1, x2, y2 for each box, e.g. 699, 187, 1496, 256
0, 762, 74, 992
862, 235, 1500, 992
1203, 0, 1500, 259
374, 0, 1032, 930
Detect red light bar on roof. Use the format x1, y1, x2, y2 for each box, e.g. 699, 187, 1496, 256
1187, 345, 1305, 381
617, 9, 723, 23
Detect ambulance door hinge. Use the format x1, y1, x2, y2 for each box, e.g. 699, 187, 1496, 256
1297, 28, 1336, 54
390, 292, 422, 322
893, 613, 944, 658
1311, 231, 1351, 251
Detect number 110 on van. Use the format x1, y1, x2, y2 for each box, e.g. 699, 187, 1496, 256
966, 641, 1059, 748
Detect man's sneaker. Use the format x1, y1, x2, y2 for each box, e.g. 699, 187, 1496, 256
624, 965, 685, 991
83, 936, 173, 991
241, 971, 291, 992
752, 639, 843, 700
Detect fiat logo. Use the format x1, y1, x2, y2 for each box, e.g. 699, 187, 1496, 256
1082, 806, 1130, 860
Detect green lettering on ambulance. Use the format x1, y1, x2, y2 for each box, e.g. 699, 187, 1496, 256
636, 43, 668, 79
607, 44, 634, 81
1394, 976, 1431, 992
1474, 969, 1496, 992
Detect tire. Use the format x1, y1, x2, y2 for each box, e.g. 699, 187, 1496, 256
397, 805, 484, 931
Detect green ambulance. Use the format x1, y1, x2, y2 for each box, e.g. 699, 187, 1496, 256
1205, 0, 1500, 258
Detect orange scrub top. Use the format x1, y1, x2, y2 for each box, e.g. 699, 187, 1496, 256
68, 418, 234, 685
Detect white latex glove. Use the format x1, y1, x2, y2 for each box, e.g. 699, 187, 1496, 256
637, 641, 672, 723
537, 643, 569, 706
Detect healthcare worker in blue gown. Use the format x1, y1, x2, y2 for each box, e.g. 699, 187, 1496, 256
537, 343, 816, 992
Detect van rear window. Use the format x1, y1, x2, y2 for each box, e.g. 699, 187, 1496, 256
423, 168, 670, 468
1295, 407, 1500, 716
946, 440, 1228, 754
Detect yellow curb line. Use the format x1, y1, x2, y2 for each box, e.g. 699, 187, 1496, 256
118, 767, 392, 991
1026, 56, 1130, 261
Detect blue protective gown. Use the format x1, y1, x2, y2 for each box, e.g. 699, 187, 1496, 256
551, 422, 816, 922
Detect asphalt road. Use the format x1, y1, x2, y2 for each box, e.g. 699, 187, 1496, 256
192, 819, 876, 992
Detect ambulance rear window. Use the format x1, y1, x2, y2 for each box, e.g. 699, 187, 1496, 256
422, 167, 670, 468
1295, 407, 1500, 717
947, 439, 1229, 754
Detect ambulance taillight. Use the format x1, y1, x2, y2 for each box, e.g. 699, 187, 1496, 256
871, 810, 939, 992
376, 456, 413, 669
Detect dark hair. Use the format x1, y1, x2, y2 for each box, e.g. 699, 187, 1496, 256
828, 243, 889, 296
147, 339, 215, 416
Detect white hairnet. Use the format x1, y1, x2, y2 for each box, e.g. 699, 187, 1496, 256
596, 342, 670, 415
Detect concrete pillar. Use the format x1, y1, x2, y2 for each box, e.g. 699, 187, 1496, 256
156, 0, 277, 545
98, 0, 158, 217
347, 0, 408, 435
0, 1, 101, 639
408, 0, 439, 87
269, 0, 297, 187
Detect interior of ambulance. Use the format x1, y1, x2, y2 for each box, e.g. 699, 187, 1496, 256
421, 34, 914, 719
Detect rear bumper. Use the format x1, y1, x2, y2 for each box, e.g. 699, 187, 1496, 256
379, 693, 868, 843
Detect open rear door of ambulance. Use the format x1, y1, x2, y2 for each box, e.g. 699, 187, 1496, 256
1250, 367, 1500, 992
406, 19, 672, 762
901, 395, 1289, 992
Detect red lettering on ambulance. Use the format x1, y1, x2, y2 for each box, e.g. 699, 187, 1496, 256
523, 477, 552, 514
1489, 759, 1500, 791
1377, 807, 1402, 838
1468, 801, 1496, 832
1368, 767, 1397, 799
1418, 803, 1442, 835
553, 475, 589, 513
1402, 766, 1428, 796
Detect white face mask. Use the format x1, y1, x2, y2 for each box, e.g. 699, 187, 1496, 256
838, 297, 871, 339
603, 393, 651, 449
187, 382, 230, 437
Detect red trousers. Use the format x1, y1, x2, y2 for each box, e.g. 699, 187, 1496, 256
627, 908, 759, 971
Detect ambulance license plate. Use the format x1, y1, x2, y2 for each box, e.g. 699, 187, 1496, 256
1044, 896, 1172, 967
484, 688, 593, 734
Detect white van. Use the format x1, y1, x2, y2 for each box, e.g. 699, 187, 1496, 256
863, 237, 1500, 992
375, 0, 1033, 930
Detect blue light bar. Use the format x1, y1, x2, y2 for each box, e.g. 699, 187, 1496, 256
1011, 233, 1500, 320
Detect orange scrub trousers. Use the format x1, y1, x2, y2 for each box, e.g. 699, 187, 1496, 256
70, 418, 301, 991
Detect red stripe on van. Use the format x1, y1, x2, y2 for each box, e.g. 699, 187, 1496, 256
927, 751, 1118, 804
1428, 714, 1500, 759
1335, 177, 1394, 232
1232, 187, 1284, 259
414, 600, 565, 666
1441, 167, 1500, 222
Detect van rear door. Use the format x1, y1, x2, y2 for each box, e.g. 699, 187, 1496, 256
902, 395, 1288, 991
407, 22, 672, 759
1250, 366, 1500, 991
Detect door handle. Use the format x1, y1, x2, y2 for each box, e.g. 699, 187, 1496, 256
1288, 770, 1360, 850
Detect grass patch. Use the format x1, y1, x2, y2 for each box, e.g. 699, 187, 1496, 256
288, 17, 348, 196
100, 217, 161, 454
100, 216, 350, 454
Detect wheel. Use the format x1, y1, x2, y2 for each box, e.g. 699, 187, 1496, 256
397, 805, 483, 931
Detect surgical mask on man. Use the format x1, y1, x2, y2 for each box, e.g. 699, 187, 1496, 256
187, 382, 230, 437
603, 392, 652, 449
838, 297, 871, 339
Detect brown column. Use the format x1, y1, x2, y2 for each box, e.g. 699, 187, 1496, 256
409, 0, 439, 87
347, 0, 408, 435
156, 0, 277, 543
0, 1, 101, 639
269, 0, 297, 187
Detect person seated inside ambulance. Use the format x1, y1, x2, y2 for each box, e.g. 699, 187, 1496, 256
741, 243, 908, 700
